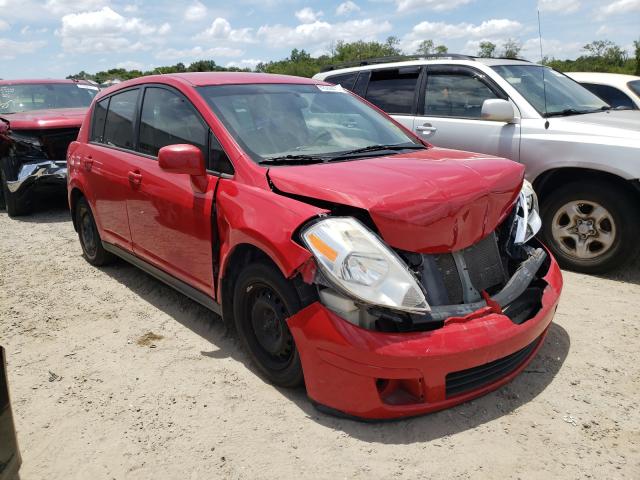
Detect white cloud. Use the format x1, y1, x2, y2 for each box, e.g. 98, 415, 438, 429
196, 17, 254, 42
123, 5, 139, 13
0, 20, 9, 31
396, 0, 472, 13
116, 60, 146, 70
520, 37, 583, 60
295, 7, 323, 24
45, 0, 106, 15
226, 58, 262, 69
257, 19, 392, 48
599, 0, 640, 16
158, 22, 171, 35
336, 1, 360, 15
0, 38, 46, 60
184, 1, 207, 21
155, 46, 243, 60
538, 0, 580, 13
58, 7, 163, 53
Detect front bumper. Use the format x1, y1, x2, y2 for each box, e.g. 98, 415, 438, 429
6, 160, 67, 195
288, 251, 562, 420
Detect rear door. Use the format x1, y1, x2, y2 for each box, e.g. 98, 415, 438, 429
361, 66, 422, 131
411, 65, 521, 161
80, 88, 141, 250
125, 85, 220, 294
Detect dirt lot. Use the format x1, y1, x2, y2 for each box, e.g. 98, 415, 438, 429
1, 200, 639, 480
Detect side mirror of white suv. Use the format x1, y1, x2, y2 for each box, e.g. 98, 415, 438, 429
481, 99, 515, 123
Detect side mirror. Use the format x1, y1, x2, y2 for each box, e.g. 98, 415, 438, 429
481, 99, 515, 123
158, 144, 207, 191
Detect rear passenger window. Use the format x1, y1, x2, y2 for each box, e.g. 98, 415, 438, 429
90, 98, 109, 143
364, 68, 420, 114
425, 73, 500, 118
581, 83, 636, 110
138, 87, 207, 157
103, 89, 138, 149
325, 73, 357, 91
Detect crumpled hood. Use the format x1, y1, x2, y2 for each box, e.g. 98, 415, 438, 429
549, 110, 640, 142
0, 107, 87, 130
269, 148, 524, 253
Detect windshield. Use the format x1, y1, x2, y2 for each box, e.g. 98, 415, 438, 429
491, 65, 609, 117
0, 83, 99, 114
198, 83, 420, 164
628, 80, 640, 98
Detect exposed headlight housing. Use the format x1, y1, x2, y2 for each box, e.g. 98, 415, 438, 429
301, 217, 429, 313
515, 179, 542, 244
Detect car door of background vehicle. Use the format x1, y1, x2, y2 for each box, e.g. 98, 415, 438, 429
410, 65, 521, 162
360, 66, 422, 131
125, 85, 219, 294
81, 88, 141, 250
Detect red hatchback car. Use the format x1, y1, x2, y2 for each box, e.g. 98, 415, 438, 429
67, 73, 562, 420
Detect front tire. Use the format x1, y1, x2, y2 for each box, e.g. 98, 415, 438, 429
540, 180, 640, 274
75, 196, 114, 266
232, 262, 305, 388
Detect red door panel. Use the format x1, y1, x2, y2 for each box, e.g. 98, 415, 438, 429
125, 156, 218, 295
79, 143, 133, 250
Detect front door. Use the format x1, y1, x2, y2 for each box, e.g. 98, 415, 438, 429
125, 86, 218, 295
409, 66, 521, 162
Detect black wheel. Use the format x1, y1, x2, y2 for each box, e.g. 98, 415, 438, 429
233, 262, 304, 387
75, 196, 114, 266
1, 167, 32, 217
540, 180, 640, 274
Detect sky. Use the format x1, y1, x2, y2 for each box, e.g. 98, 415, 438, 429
0, 0, 639, 79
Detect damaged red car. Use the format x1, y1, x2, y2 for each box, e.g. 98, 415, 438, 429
68, 73, 562, 420
0, 79, 98, 216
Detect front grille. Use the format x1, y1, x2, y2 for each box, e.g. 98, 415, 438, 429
445, 336, 540, 398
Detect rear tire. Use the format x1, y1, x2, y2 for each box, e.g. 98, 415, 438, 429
1, 167, 32, 217
75, 196, 114, 266
540, 180, 640, 274
232, 262, 305, 388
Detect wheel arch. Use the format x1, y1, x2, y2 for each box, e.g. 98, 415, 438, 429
533, 167, 640, 209
69, 187, 85, 231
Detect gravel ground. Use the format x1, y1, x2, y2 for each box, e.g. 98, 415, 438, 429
1, 200, 639, 480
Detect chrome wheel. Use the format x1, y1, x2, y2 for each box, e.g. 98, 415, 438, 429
551, 200, 616, 260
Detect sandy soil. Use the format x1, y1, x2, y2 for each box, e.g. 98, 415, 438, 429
1, 200, 639, 480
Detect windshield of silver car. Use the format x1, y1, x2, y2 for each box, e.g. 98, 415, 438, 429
198, 83, 422, 165
0, 83, 99, 114
492, 65, 610, 117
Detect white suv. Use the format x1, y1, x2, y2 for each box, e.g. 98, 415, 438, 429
314, 56, 640, 273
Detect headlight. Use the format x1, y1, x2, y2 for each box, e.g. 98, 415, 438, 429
515, 179, 542, 243
301, 217, 429, 313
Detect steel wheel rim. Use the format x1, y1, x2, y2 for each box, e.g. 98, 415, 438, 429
80, 209, 97, 258
551, 199, 616, 260
247, 284, 294, 370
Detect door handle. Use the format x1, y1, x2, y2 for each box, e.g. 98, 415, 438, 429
128, 170, 142, 186
82, 155, 93, 171
416, 123, 437, 135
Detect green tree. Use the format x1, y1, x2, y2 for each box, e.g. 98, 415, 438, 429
502, 38, 522, 59
634, 39, 640, 75
415, 40, 448, 56
477, 41, 497, 58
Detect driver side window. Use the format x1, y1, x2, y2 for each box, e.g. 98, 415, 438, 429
425, 73, 500, 118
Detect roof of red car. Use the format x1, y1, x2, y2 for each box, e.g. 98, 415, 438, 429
0, 79, 92, 85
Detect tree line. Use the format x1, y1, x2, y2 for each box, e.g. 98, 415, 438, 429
67, 37, 640, 84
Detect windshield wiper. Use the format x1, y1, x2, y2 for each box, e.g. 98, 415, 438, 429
544, 106, 612, 118
327, 143, 426, 161
258, 154, 327, 166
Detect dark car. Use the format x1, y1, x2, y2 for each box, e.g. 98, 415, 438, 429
0, 79, 99, 216
0, 346, 21, 480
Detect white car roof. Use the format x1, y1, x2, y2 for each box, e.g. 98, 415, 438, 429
565, 72, 640, 88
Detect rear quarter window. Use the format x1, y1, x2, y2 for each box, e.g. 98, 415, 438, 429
324, 73, 358, 91
90, 98, 109, 143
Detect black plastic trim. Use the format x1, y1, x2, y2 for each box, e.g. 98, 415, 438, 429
102, 242, 222, 315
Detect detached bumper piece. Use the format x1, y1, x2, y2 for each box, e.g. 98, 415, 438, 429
288, 247, 562, 420
6, 160, 67, 194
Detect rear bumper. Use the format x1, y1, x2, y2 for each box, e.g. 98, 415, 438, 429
6, 160, 67, 195
288, 251, 562, 420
